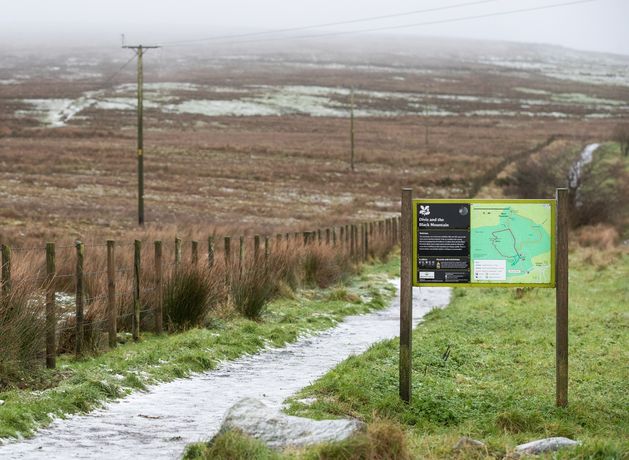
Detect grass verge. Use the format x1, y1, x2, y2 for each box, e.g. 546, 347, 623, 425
276, 247, 628, 459
0, 257, 398, 440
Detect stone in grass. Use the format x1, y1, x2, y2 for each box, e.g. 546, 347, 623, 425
219, 398, 365, 449
515, 437, 581, 455
453, 436, 485, 450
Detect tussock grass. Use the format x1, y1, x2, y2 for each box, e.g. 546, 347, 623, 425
163, 265, 225, 329
0, 280, 46, 388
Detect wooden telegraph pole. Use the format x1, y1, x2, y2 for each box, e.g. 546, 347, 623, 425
350, 87, 355, 172
123, 44, 160, 226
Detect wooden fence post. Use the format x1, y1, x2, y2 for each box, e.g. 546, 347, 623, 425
400, 189, 413, 402
75, 241, 84, 357
175, 237, 182, 269
364, 223, 369, 260
191, 240, 199, 267
133, 240, 141, 342
340, 226, 345, 248
224, 236, 231, 284
45, 242, 56, 369
107, 240, 117, 349
333, 227, 337, 246
254, 235, 260, 261
556, 188, 569, 407
208, 236, 215, 268
317, 229, 322, 244
1, 244, 11, 296
264, 236, 270, 262
350, 225, 356, 258
239, 236, 245, 278
154, 240, 163, 334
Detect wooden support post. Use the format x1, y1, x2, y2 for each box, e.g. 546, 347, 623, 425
400, 188, 413, 403
75, 241, 84, 357
333, 227, 337, 246
1, 244, 11, 296
340, 226, 344, 248
239, 236, 245, 278
364, 223, 369, 260
191, 240, 199, 267
154, 241, 163, 334
317, 229, 322, 244
264, 236, 270, 262
207, 236, 215, 268
254, 235, 260, 261
45, 242, 56, 369
174, 237, 182, 269
326, 228, 331, 245
556, 188, 569, 407
303, 231, 309, 246
133, 240, 141, 342
345, 225, 350, 248
107, 240, 117, 349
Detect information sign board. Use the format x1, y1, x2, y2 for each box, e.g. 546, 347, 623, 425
412, 199, 555, 287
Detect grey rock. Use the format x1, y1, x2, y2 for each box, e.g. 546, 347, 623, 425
515, 437, 581, 455
219, 398, 365, 449
453, 436, 485, 450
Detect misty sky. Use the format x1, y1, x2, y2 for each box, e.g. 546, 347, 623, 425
1, 0, 627, 55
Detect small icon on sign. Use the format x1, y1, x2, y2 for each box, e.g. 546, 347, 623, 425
419, 205, 430, 216
459, 206, 469, 216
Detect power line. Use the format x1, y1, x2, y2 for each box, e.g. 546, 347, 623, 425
164, 0, 598, 48
161, 0, 499, 46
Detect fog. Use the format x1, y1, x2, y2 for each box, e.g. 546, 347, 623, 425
0, 0, 627, 55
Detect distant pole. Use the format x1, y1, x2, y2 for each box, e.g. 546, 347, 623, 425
556, 188, 569, 407
123, 43, 160, 226
350, 87, 355, 172
400, 188, 413, 403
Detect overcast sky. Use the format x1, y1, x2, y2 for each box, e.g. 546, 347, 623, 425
1, 0, 627, 55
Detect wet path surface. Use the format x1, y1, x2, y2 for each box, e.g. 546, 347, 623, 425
0, 283, 450, 460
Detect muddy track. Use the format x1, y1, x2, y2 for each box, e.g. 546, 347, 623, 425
0, 284, 451, 460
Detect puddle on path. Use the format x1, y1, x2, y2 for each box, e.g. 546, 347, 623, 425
0, 282, 450, 460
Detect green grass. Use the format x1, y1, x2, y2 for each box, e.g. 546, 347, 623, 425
0, 258, 397, 440
284, 248, 628, 459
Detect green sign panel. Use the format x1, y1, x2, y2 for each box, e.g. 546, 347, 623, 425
412, 199, 556, 287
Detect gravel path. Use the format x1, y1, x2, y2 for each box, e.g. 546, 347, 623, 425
0, 282, 450, 460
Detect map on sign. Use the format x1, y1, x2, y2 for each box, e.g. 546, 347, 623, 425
470, 203, 553, 284
413, 199, 555, 287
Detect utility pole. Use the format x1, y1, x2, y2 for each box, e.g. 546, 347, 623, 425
350, 87, 355, 172
123, 44, 160, 226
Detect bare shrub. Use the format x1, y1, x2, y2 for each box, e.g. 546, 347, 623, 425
569, 147, 629, 231
612, 123, 629, 157
501, 148, 578, 199
575, 224, 620, 251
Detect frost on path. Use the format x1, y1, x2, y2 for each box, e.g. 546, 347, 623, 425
0, 283, 450, 460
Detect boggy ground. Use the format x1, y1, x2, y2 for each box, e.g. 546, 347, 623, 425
1, 37, 627, 244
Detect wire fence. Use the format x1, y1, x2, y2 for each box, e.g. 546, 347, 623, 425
0, 217, 400, 370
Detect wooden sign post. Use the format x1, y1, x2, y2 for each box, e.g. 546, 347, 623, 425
400, 188, 568, 407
